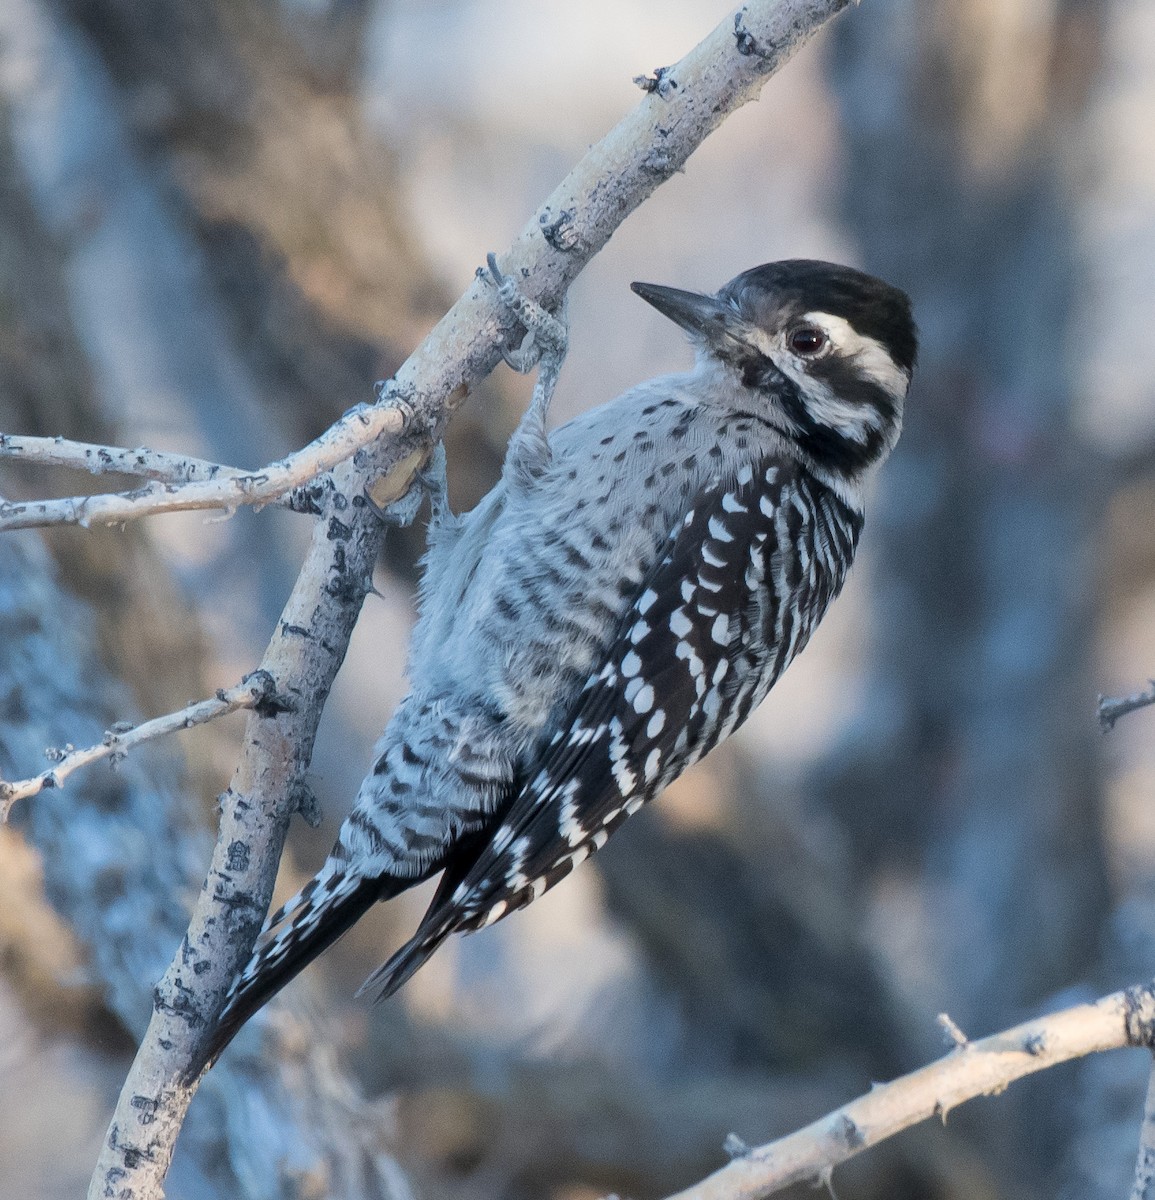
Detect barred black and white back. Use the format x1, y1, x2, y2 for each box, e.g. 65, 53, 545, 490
356, 459, 864, 999
193, 259, 915, 1075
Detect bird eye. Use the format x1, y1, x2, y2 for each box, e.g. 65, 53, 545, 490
788, 326, 827, 356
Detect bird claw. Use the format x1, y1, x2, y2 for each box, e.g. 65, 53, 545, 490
500, 330, 540, 375
361, 483, 414, 527
363, 446, 453, 531
486, 253, 568, 369
486, 253, 569, 492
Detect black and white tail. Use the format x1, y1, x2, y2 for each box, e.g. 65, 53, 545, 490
188, 866, 402, 1078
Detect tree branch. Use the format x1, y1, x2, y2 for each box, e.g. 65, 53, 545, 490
0, 672, 277, 819
85, 2, 853, 1196
0, 402, 406, 530
662, 983, 1155, 1200
0, 432, 250, 485
0, 432, 321, 516
1099, 680, 1155, 731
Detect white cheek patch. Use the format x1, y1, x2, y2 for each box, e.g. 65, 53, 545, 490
787, 376, 880, 444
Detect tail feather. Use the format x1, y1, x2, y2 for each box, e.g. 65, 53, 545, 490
355, 822, 503, 1004
355, 916, 454, 1003
187, 868, 400, 1078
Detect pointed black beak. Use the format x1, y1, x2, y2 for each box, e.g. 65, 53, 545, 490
630, 281, 731, 336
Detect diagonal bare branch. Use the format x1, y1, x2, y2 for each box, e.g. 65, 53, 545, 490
0, 672, 278, 820
663, 984, 1155, 1200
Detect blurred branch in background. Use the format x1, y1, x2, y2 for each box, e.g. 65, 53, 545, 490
1100, 681, 1155, 733
665, 982, 1155, 1200
829, 0, 1111, 1040
1130, 1055, 1155, 1200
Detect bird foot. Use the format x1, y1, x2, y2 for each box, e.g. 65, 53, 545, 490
362, 443, 451, 528
486, 253, 568, 374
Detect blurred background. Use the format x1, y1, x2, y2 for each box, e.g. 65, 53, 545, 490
1, 0, 1154, 1197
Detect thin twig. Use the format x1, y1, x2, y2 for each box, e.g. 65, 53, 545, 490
0, 672, 279, 821
0, 433, 248, 485
663, 982, 1155, 1200
1099, 680, 1155, 731
936, 1012, 969, 1048
0, 401, 406, 530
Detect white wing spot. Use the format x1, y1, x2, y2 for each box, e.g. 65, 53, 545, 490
632, 683, 655, 715
621, 650, 642, 677
702, 545, 726, 568
737, 465, 754, 485
646, 708, 666, 738
670, 608, 692, 637
676, 640, 707, 696
481, 900, 508, 927
591, 830, 609, 849
713, 660, 729, 684
630, 619, 650, 644
643, 748, 662, 783
721, 492, 748, 514
608, 717, 637, 796
711, 613, 730, 645
560, 780, 584, 846
759, 494, 776, 518
638, 589, 658, 615
765, 466, 778, 485
708, 515, 734, 543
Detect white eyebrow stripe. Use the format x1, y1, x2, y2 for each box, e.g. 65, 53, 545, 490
800, 311, 909, 399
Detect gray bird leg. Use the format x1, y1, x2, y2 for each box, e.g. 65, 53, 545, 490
487, 253, 568, 492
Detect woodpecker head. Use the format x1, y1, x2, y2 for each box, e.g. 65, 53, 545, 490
631, 259, 916, 482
